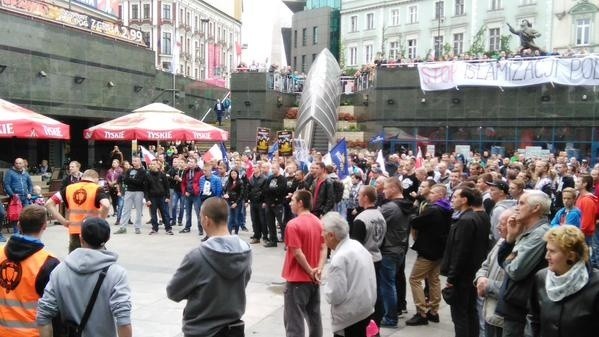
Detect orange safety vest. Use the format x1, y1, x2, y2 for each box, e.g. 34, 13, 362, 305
66, 181, 101, 234
0, 247, 51, 337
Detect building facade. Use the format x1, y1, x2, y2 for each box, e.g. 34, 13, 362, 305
340, 0, 553, 66
120, 0, 242, 86
291, 7, 341, 72
552, 0, 599, 53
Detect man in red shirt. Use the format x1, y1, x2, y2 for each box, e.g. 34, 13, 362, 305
576, 175, 599, 268
282, 190, 327, 337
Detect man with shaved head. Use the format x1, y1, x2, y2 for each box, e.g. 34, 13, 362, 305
3, 157, 33, 238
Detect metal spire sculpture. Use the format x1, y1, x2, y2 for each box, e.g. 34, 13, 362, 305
295, 48, 341, 150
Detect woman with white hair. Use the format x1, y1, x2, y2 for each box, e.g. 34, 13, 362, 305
322, 212, 377, 337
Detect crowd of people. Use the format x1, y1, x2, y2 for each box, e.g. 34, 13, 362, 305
2, 142, 599, 337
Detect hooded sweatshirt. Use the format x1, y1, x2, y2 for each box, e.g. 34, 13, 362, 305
167, 235, 252, 337
36, 248, 132, 337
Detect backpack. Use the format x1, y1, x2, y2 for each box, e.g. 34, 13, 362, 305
331, 178, 344, 203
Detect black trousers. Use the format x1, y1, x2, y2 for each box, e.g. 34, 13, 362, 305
449, 285, 479, 337
333, 315, 371, 337
265, 203, 284, 242
396, 253, 407, 311
249, 202, 267, 240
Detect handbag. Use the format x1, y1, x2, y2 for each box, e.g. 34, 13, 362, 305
7, 195, 22, 222
57, 266, 110, 337
442, 286, 458, 306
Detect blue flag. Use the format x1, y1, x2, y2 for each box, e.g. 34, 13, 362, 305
330, 138, 349, 179
370, 130, 385, 144
219, 143, 229, 170
268, 142, 279, 160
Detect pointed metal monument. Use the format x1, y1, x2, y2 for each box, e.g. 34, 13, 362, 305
296, 49, 341, 150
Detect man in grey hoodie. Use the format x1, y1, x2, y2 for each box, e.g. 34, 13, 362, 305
167, 197, 252, 337
37, 217, 132, 337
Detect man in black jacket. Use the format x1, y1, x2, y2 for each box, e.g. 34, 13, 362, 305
114, 156, 147, 234
407, 184, 452, 326
378, 178, 416, 327
263, 162, 286, 247
310, 162, 334, 218
248, 166, 267, 244
146, 159, 172, 235
167, 157, 186, 227
441, 187, 490, 337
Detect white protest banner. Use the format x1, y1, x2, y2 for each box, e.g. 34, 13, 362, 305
417, 55, 599, 91
455, 145, 471, 161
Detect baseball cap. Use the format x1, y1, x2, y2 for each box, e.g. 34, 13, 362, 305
486, 179, 509, 194
82, 217, 110, 248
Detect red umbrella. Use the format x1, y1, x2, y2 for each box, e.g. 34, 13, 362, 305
0, 98, 70, 139
83, 103, 228, 141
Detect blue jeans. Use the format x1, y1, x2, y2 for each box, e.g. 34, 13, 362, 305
184, 194, 201, 232
150, 197, 172, 231
336, 200, 348, 219
592, 233, 599, 269
170, 190, 185, 225
228, 204, 242, 234
115, 196, 123, 221
237, 203, 246, 228
378, 255, 399, 324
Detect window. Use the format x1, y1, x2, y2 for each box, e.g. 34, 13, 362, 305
293, 56, 297, 70
366, 13, 374, 30
434, 1, 444, 19
389, 41, 399, 60
576, 18, 591, 46
312, 53, 316, 62
163, 4, 170, 20
294, 30, 297, 48
302, 28, 307, 46
162, 32, 171, 54
391, 9, 400, 26
349, 47, 357, 65
350, 15, 358, 32
186, 12, 190, 26
407, 39, 417, 59
455, 0, 464, 16
434, 36, 443, 59
408, 6, 418, 24
312, 26, 318, 45
490, 0, 502, 10
131, 4, 138, 20
301, 55, 306, 72
489, 28, 500, 51
453, 33, 463, 55
365, 44, 373, 63
143, 4, 150, 19
194, 16, 198, 31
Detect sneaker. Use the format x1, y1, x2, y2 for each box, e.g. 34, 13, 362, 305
114, 221, 120, 226
250, 238, 261, 244
380, 318, 398, 328
149, 230, 158, 235
177, 222, 183, 226
135, 228, 141, 234
263, 241, 277, 248
166, 230, 174, 235
0, 236, 6, 243
201, 236, 210, 242
179, 228, 191, 233
405, 314, 428, 326
128, 220, 133, 224
241, 226, 249, 232
146, 220, 152, 224
114, 227, 127, 234
426, 312, 439, 323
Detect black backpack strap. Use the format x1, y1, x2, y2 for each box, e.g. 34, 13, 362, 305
79, 265, 110, 332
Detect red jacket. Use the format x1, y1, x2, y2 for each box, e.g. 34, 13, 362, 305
181, 168, 203, 196
576, 193, 599, 237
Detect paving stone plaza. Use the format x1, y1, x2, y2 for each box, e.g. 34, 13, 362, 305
33, 208, 454, 337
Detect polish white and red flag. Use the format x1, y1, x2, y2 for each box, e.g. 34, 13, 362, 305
139, 145, 156, 166
415, 146, 424, 169
203, 144, 223, 163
